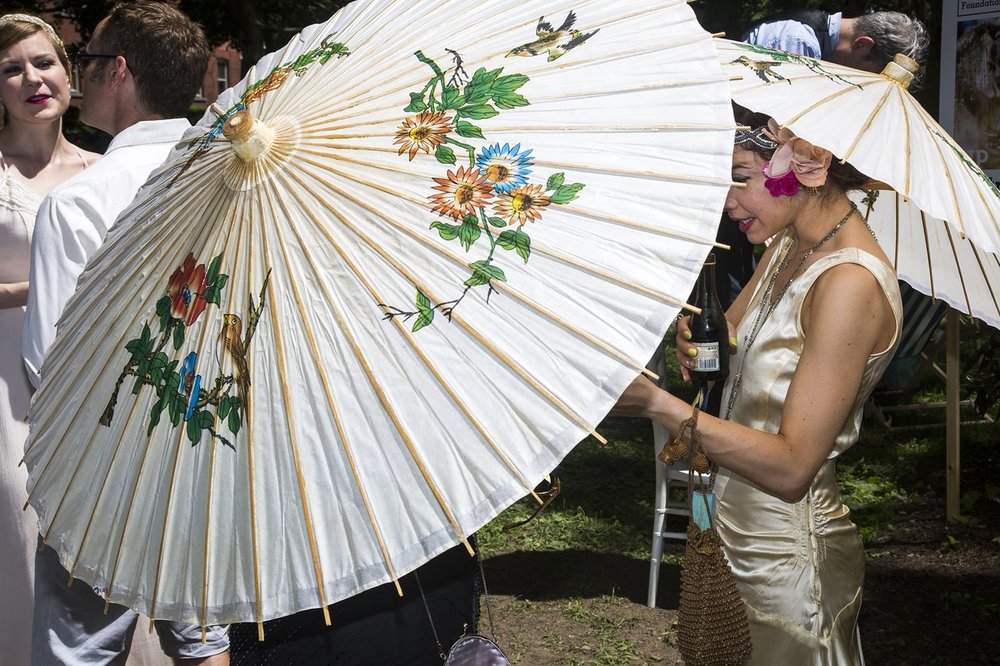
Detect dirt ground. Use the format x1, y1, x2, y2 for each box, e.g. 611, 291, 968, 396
484, 489, 1000, 665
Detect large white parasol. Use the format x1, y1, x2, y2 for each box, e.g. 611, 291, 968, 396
23, 0, 734, 628
718, 39, 1000, 258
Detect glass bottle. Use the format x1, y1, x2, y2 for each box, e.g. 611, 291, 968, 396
688, 253, 729, 383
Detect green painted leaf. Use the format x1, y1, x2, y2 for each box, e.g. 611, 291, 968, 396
404, 92, 427, 113
150, 369, 163, 386
465, 260, 507, 286
164, 371, 180, 393
463, 67, 501, 105
186, 417, 200, 444
493, 92, 529, 110
412, 309, 434, 333
492, 73, 529, 93
497, 228, 532, 263
155, 296, 171, 318
125, 338, 144, 359
203, 286, 218, 305
215, 274, 229, 293
416, 289, 431, 310
549, 183, 585, 205
151, 353, 168, 369
167, 393, 180, 425
218, 397, 231, 419
488, 216, 508, 228
442, 85, 462, 110
460, 104, 499, 120
435, 144, 457, 165
197, 410, 214, 429
228, 407, 241, 435
147, 400, 161, 435
430, 221, 461, 241
172, 324, 185, 351
458, 217, 481, 251
546, 172, 566, 191
141, 323, 152, 343
207, 254, 223, 283
454, 120, 484, 139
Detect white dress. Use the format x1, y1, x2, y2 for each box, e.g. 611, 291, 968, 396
1, 155, 170, 666
0, 157, 41, 666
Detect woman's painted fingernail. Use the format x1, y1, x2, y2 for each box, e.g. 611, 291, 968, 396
682, 330, 692, 341
729, 336, 738, 347
686, 347, 698, 357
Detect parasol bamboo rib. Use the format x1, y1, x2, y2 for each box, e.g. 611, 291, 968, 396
921, 112, 969, 242
259, 183, 405, 598
199, 180, 259, 630
900, 87, 913, 199
942, 217, 974, 316
258, 202, 334, 626
277, 163, 607, 445
263, 177, 475, 561
920, 209, 936, 298
892, 193, 901, 269
836, 84, 893, 167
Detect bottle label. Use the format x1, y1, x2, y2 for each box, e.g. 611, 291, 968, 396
691, 342, 720, 372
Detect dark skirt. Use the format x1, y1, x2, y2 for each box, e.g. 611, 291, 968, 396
229, 543, 481, 665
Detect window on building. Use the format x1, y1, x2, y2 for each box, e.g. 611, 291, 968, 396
216, 59, 229, 95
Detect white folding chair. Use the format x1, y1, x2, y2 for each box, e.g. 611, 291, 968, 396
647, 420, 710, 608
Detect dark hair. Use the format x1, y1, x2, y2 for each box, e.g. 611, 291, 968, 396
732, 104, 870, 194
96, 0, 209, 118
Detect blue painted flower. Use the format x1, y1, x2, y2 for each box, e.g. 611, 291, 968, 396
178, 352, 202, 421
476, 143, 533, 194
185, 375, 201, 422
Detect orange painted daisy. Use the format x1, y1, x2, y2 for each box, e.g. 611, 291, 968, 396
493, 184, 550, 225
428, 166, 494, 220
394, 111, 453, 161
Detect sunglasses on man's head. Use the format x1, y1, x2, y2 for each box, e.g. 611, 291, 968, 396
73, 50, 119, 66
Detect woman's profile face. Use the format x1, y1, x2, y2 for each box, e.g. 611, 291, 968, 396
0, 30, 71, 126
724, 148, 798, 244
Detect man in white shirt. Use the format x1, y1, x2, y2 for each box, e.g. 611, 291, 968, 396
23, 2, 229, 663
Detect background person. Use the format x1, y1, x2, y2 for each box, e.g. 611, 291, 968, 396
615, 105, 902, 663
21, 2, 228, 663
0, 13, 99, 664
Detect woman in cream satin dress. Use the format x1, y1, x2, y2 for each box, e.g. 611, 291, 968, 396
615, 106, 901, 665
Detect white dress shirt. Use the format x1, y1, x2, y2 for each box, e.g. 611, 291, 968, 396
22, 118, 191, 388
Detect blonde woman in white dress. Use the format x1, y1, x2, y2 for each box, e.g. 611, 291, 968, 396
0, 13, 98, 664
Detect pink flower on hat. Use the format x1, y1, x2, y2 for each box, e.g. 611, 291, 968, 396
762, 119, 833, 194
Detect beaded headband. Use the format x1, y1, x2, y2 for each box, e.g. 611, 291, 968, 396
0, 14, 67, 54
734, 125, 779, 151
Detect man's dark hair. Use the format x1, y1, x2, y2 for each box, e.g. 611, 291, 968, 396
97, 0, 209, 118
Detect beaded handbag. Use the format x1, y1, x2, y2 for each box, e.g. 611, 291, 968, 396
668, 408, 752, 666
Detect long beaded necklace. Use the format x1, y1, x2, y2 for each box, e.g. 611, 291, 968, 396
723, 202, 858, 419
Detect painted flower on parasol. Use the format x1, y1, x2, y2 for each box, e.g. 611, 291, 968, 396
381, 49, 585, 332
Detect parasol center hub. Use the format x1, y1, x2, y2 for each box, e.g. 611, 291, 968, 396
222, 109, 275, 163
881, 53, 919, 90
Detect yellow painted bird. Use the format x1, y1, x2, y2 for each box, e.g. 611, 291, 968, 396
506, 12, 599, 62
218, 313, 251, 422
730, 56, 789, 84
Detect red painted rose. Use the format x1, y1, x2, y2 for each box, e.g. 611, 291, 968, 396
167, 253, 208, 325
